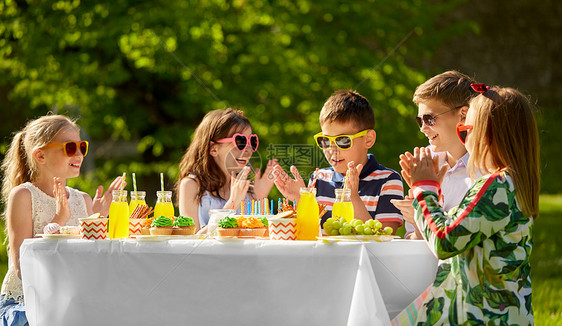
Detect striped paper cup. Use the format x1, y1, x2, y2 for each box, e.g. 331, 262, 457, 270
268, 218, 297, 240
79, 218, 108, 240
129, 218, 143, 237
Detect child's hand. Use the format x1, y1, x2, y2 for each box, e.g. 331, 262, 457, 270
52, 177, 70, 225
345, 161, 363, 198
227, 166, 251, 208
253, 159, 278, 199
409, 147, 448, 184
273, 165, 305, 202
92, 176, 125, 217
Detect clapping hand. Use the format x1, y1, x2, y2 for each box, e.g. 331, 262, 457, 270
253, 159, 278, 199
227, 166, 251, 209
400, 147, 447, 185
52, 177, 70, 225
273, 165, 305, 202
344, 161, 364, 197
92, 176, 125, 217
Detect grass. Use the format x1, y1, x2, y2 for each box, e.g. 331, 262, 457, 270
0, 195, 561, 323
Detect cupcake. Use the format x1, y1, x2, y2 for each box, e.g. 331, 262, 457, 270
172, 216, 196, 235
149, 216, 173, 235
216, 216, 239, 237
141, 217, 154, 235
236, 216, 267, 237
60, 225, 80, 235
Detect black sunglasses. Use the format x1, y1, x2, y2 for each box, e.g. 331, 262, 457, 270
416, 105, 465, 128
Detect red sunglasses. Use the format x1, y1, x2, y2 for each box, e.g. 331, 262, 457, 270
42, 141, 89, 157
456, 122, 473, 144
216, 133, 259, 152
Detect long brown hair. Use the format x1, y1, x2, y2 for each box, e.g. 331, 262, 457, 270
1, 114, 78, 213
468, 87, 540, 218
176, 108, 251, 204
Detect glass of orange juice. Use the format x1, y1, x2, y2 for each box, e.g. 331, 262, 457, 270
154, 191, 174, 218
129, 191, 147, 216
332, 188, 354, 222
296, 187, 320, 240
108, 190, 129, 239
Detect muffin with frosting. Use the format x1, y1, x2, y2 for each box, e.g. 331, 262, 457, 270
149, 216, 173, 235
217, 216, 239, 237
172, 216, 196, 235
236, 216, 267, 237
141, 217, 154, 235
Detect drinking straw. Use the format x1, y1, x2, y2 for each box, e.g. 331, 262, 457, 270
241, 202, 244, 215
270, 199, 273, 215
343, 168, 350, 190
278, 198, 282, 213
160, 173, 165, 192
132, 173, 137, 193
251, 200, 255, 215
120, 172, 126, 190
309, 168, 320, 188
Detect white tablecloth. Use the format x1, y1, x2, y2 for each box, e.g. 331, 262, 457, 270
20, 238, 436, 326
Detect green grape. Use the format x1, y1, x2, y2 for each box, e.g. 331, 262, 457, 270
373, 220, 383, 230
340, 226, 352, 235
342, 222, 352, 230
365, 219, 376, 228
351, 219, 363, 228
363, 227, 373, 235
383, 226, 393, 235
355, 225, 365, 235
325, 217, 335, 224
324, 225, 333, 234
330, 229, 340, 236
339, 217, 346, 224
332, 221, 342, 230
324, 220, 334, 229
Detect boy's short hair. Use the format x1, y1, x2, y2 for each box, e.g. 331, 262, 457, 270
413, 71, 477, 108
319, 90, 375, 130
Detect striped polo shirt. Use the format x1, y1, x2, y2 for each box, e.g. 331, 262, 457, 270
309, 154, 404, 225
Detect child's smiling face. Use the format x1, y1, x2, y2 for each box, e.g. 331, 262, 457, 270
212, 126, 254, 175
38, 126, 84, 179
319, 121, 375, 174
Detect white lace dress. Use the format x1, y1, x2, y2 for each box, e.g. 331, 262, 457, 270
1, 182, 88, 303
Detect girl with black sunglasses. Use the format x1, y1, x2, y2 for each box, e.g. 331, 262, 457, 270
176, 108, 277, 230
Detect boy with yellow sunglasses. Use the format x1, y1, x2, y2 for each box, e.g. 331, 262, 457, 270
274, 90, 404, 232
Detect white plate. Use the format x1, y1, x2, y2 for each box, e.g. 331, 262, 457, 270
37, 234, 80, 240
132, 235, 172, 242
317, 235, 398, 243
168, 234, 208, 240
214, 236, 268, 241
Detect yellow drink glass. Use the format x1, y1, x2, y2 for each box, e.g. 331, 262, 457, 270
129, 191, 147, 216
332, 188, 354, 222
108, 190, 129, 239
296, 187, 320, 240
154, 191, 175, 218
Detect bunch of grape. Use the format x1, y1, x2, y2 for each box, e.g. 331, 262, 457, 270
323, 217, 393, 236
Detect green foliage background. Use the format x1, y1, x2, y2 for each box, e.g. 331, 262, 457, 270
0, 0, 474, 201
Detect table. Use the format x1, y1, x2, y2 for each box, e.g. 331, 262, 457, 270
20, 238, 436, 326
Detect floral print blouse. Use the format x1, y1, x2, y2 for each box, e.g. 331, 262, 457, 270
412, 172, 533, 325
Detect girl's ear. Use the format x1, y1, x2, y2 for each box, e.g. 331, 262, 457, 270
365, 129, 376, 148
32, 148, 46, 165
209, 142, 219, 157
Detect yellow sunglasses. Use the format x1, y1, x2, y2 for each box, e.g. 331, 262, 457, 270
41, 141, 89, 157
313, 130, 370, 150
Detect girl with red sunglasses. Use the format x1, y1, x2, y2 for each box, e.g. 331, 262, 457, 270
0, 115, 123, 323
399, 86, 539, 324
176, 108, 277, 230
